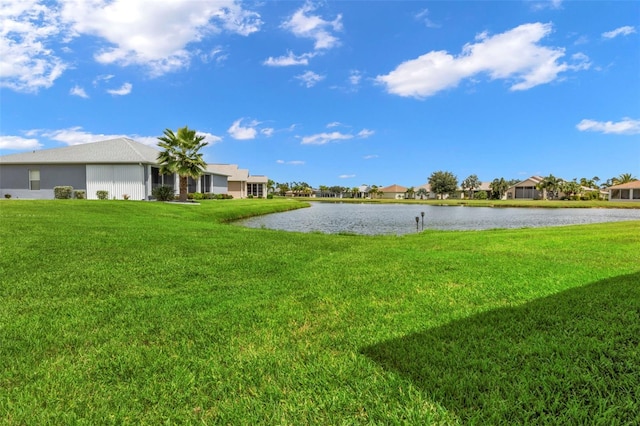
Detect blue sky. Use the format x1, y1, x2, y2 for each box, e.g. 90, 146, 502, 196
1, 0, 638, 187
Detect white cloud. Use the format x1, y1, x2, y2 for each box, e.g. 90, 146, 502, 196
0, 0, 263, 91
281, 2, 343, 50
228, 118, 259, 140
261, 128, 274, 137
296, 70, 324, 88
22, 126, 221, 148
602, 26, 636, 39
357, 129, 375, 138
363, 154, 379, 160
39, 127, 129, 145
200, 46, 227, 64
0, 0, 68, 92
197, 132, 223, 145
59, 0, 261, 75
0, 135, 42, 150
263, 51, 314, 67
326, 122, 342, 128
415, 8, 439, 29
530, 0, 563, 11
349, 70, 362, 86
576, 118, 640, 135
92, 74, 114, 86
376, 22, 586, 99
106, 82, 132, 96
301, 131, 353, 145
277, 159, 305, 165
339, 174, 355, 179
70, 85, 88, 98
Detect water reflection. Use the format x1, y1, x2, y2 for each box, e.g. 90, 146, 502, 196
236, 202, 640, 235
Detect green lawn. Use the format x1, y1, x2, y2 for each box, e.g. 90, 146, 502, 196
1, 199, 638, 424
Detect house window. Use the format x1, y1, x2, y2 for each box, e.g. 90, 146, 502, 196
247, 183, 263, 197
187, 177, 197, 193
633, 190, 640, 200
201, 175, 211, 193
151, 167, 175, 189
621, 189, 630, 200
29, 169, 40, 190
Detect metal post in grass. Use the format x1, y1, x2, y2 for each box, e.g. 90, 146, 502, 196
421, 211, 425, 230
415, 216, 420, 232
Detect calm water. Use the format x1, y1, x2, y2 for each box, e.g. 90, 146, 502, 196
236, 202, 640, 235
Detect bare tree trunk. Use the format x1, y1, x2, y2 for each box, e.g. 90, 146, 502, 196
179, 176, 188, 202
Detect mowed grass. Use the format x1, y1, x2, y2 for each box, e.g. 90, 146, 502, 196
0, 199, 638, 424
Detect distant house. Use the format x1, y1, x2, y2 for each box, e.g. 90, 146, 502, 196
0, 138, 229, 200
608, 181, 640, 202
505, 176, 544, 200
414, 183, 437, 199
379, 184, 408, 199
460, 182, 492, 199
207, 164, 268, 198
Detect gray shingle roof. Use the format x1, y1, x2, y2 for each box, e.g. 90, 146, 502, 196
207, 164, 249, 180
0, 138, 161, 164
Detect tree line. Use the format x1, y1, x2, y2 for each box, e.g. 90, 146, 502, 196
271, 172, 638, 200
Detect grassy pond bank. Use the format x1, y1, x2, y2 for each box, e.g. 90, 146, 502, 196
1, 199, 638, 424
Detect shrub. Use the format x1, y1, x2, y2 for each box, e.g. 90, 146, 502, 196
247, 194, 254, 199
96, 190, 109, 200
54, 186, 74, 199
74, 190, 86, 199
475, 190, 488, 200
582, 191, 601, 201
152, 186, 175, 202
203, 192, 215, 199
188, 192, 204, 200
267, 194, 274, 199
4, 194, 11, 199
214, 193, 233, 200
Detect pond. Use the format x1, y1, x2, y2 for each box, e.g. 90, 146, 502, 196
236, 202, 640, 235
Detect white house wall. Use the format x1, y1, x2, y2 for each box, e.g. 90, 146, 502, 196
86, 165, 146, 200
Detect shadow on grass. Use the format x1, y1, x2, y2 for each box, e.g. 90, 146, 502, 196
362, 272, 640, 424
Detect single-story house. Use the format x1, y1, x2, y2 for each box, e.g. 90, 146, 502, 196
0, 138, 228, 200
207, 164, 268, 198
608, 180, 640, 201
459, 181, 493, 199
353, 184, 370, 199
413, 183, 436, 199
379, 184, 408, 200
505, 176, 544, 200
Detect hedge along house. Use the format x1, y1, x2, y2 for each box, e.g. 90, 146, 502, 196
608, 180, 640, 202
0, 138, 228, 200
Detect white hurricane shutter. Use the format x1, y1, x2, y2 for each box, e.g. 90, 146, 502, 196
86, 165, 145, 200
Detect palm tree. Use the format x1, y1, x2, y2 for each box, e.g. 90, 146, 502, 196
536, 174, 562, 200
157, 126, 209, 202
461, 174, 481, 199
612, 173, 638, 185
406, 186, 416, 199
489, 178, 509, 200
350, 186, 360, 198
368, 185, 379, 199
416, 187, 428, 200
